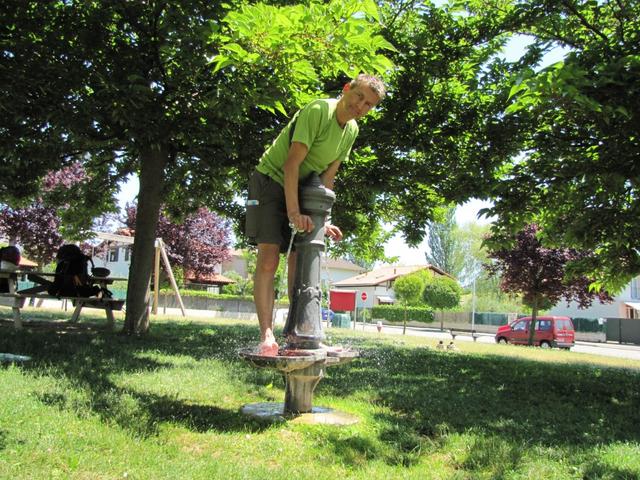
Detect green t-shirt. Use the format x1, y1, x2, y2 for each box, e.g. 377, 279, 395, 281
256, 98, 359, 186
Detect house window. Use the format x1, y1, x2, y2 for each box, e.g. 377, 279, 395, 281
124, 246, 131, 262
109, 247, 119, 262
631, 277, 640, 300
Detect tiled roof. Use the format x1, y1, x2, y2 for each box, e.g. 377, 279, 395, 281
184, 271, 236, 285
332, 264, 450, 287
325, 257, 366, 272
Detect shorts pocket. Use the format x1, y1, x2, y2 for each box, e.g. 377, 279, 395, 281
245, 199, 260, 239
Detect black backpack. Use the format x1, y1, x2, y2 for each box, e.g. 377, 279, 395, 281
0, 245, 21, 293
48, 244, 101, 298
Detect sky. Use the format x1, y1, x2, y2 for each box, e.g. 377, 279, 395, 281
382, 199, 494, 266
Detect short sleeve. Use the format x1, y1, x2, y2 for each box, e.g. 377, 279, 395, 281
291, 102, 325, 148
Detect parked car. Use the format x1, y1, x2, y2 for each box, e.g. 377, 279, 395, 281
495, 316, 575, 350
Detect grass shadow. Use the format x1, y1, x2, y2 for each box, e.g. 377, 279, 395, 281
0, 315, 274, 437
3, 313, 640, 457
322, 342, 640, 450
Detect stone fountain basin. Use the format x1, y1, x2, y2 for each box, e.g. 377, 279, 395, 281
324, 349, 359, 365
238, 348, 327, 373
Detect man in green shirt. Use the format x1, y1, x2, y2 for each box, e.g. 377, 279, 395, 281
246, 74, 386, 355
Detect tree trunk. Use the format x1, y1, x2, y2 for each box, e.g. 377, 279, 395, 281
527, 299, 539, 346
403, 304, 407, 335
122, 146, 170, 335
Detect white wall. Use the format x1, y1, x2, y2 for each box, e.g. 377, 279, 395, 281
222, 252, 247, 278
96, 246, 131, 278
322, 267, 362, 284
548, 278, 640, 319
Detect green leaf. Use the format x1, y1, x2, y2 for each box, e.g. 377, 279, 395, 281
274, 101, 287, 116
507, 82, 529, 100
222, 43, 248, 57
360, 0, 380, 22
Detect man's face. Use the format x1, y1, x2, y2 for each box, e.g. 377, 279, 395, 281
341, 83, 380, 121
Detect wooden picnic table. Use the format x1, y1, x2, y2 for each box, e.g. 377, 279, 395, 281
0, 269, 126, 330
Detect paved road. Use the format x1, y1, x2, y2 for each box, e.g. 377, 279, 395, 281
350, 321, 640, 362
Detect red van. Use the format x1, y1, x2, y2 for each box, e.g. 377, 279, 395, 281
495, 316, 575, 350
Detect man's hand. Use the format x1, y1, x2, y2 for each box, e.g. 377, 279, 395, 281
324, 223, 343, 242
288, 212, 314, 232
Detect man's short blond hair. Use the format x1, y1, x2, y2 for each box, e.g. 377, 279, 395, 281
350, 74, 386, 101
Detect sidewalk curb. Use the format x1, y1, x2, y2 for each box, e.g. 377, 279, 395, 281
575, 340, 640, 351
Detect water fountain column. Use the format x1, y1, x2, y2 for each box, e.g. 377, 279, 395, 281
283, 173, 335, 349
239, 173, 358, 423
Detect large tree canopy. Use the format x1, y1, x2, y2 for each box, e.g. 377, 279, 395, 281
478, 0, 640, 290
1, 0, 393, 333
3, 0, 638, 332
345, 0, 528, 245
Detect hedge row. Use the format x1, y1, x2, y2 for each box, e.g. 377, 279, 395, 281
158, 288, 254, 302
371, 305, 435, 323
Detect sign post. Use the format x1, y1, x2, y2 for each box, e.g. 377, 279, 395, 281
353, 291, 358, 330
361, 292, 368, 330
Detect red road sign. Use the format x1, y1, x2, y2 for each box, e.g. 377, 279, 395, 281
361, 292, 367, 301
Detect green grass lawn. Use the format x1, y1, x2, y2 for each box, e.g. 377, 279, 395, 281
1, 308, 640, 479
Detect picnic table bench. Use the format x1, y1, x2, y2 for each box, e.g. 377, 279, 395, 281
0, 269, 125, 330
449, 328, 480, 341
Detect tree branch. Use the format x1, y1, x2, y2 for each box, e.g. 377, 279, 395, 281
560, 0, 612, 46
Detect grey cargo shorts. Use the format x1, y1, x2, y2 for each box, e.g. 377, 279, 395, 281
245, 170, 294, 253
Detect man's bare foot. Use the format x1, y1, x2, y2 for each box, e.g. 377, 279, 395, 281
257, 339, 279, 356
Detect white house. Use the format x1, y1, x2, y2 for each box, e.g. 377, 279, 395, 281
222, 249, 249, 278
548, 276, 640, 319
322, 257, 367, 284
91, 232, 134, 278
331, 264, 450, 309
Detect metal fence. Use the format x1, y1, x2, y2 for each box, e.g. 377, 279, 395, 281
606, 318, 640, 344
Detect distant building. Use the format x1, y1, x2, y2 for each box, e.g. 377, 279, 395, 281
91, 231, 134, 278
332, 264, 451, 309
322, 257, 367, 284
549, 276, 640, 319
182, 270, 236, 293
97, 240, 369, 295
93, 231, 235, 292
221, 249, 367, 287
222, 249, 249, 278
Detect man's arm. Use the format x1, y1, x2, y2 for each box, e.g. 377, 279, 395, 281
320, 159, 341, 190
319, 159, 344, 241
283, 141, 314, 232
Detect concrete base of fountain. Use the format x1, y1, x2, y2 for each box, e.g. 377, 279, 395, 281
239, 347, 358, 423
241, 402, 359, 425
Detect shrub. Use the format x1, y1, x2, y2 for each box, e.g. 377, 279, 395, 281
371, 305, 434, 323
422, 275, 462, 309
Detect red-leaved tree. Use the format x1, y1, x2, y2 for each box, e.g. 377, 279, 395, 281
123, 204, 231, 279
0, 204, 62, 268
0, 163, 87, 267
485, 224, 612, 345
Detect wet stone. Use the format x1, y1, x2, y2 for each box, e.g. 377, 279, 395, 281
241, 402, 359, 425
